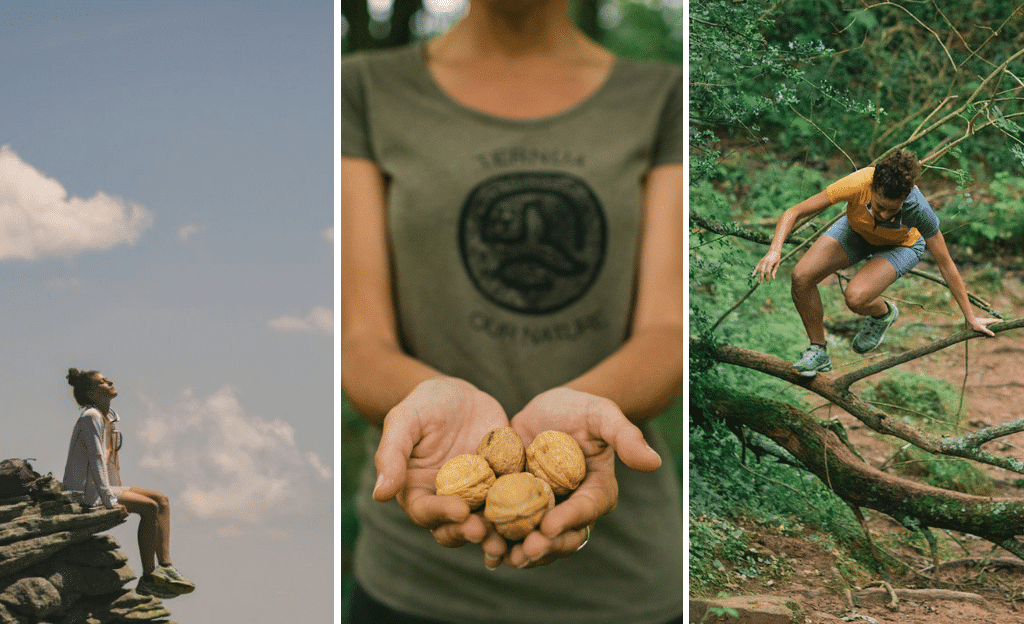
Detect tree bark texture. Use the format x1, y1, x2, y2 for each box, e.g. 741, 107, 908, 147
708, 396, 1024, 546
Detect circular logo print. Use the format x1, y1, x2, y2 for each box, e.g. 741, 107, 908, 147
459, 172, 606, 315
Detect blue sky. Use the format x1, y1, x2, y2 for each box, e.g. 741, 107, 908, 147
1, 2, 333, 622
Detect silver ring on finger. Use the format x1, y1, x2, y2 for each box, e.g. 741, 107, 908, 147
575, 525, 592, 552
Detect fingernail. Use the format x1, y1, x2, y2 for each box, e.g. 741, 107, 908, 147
484, 555, 501, 570
646, 441, 661, 456
372, 473, 385, 497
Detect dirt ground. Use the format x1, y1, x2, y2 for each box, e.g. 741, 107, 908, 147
710, 262, 1024, 624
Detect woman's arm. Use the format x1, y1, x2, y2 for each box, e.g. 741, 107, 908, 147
501, 164, 685, 568
753, 189, 833, 282
560, 163, 687, 423
338, 156, 447, 426
925, 231, 998, 336
339, 155, 510, 555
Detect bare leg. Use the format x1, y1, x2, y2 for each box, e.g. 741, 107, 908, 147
119, 488, 172, 575
843, 257, 897, 317
790, 236, 850, 345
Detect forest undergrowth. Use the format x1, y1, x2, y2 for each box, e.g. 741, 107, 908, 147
689, 147, 1024, 619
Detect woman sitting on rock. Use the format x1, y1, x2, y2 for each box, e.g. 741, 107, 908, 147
63, 368, 195, 599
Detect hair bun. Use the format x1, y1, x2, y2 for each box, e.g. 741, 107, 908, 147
67, 368, 81, 385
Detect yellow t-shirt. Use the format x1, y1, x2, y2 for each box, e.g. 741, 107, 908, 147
825, 167, 939, 247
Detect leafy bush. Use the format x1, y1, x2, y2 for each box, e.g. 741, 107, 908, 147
945, 173, 1024, 256
863, 372, 966, 430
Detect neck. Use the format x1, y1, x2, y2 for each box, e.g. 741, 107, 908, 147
91, 400, 111, 416
444, 1, 583, 59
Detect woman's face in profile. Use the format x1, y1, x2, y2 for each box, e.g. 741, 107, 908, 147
88, 373, 118, 402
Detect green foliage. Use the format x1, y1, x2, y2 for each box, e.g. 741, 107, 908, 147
689, 513, 769, 594
889, 446, 995, 496
338, 397, 368, 606
863, 372, 966, 430
689, 418, 875, 594
601, 0, 684, 64
707, 602, 740, 619
863, 373, 994, 495
689, 0, 833, 179
945, 173, 1024, 256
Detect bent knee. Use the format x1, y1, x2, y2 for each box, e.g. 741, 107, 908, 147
131, 498, 160, 517
843, 286, 875, 314
791, 265, 822, 292
153, 492, 170, 511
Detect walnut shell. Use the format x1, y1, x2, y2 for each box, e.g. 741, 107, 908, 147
484, 472, 555, 540
435, 454, 495, 509
477, 427, 526, 475
525, 430, 586, 496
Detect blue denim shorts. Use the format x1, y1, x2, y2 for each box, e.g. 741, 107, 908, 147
824, 216, 926, 278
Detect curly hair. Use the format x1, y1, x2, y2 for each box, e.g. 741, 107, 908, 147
67, 368, 101, 407
872, 149, 921, 200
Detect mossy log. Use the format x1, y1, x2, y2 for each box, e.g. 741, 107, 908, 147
709, 396, 1024, 551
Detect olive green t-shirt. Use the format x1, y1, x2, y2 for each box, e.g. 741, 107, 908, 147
341, 43, 686, 624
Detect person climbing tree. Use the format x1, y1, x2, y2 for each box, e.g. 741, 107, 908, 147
752, 148, 999, 376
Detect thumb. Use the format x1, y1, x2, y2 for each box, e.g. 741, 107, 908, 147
593, 403, 662, 473
373, 409, 419, 502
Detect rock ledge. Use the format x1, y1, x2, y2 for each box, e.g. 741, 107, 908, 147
0, 475, 175, 624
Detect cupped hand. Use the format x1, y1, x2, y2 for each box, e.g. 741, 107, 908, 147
373, 377, 509, 552
752, 250, 782, 283
504, 387, 662, 568
968, 316, 1000, 337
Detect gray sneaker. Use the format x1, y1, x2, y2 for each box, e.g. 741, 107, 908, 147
150, 565, 195, 595
791, 344, 832, 377
852, 302, 899, 354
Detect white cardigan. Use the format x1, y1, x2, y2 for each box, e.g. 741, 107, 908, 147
62, 407, 122, 508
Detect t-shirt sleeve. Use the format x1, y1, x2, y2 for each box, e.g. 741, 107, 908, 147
825, 167, 874, 205
651, 66, 685, 167
339, 54, 374, 160
907, 187, 941, 239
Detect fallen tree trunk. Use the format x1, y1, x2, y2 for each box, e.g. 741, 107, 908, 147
708, 396, 1024, 555
702, 320, 1024, 474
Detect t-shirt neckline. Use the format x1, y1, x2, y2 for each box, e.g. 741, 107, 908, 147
413, 43, 620, 126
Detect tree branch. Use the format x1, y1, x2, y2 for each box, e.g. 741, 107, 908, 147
701, 320, 1024, 473
709, 396, 1024, 553
832, 319, 1024, 388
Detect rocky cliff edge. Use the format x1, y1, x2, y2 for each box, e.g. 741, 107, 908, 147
0, 474, 175, 624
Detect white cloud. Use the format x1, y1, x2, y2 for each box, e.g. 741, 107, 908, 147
322, 226, 333, 243
137, 385, 331, 523
0, 145, 154, 261
177, 223, 206, 243
268, 305, 333, 335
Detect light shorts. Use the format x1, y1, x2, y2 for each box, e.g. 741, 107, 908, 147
111, 486, 131, 499
824, 215, 926, 279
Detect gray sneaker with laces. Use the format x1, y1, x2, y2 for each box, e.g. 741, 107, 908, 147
791, 344, 832, 377
852, 302, 899, 354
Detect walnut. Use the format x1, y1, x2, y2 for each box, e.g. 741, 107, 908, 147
435, 454, 495, 509
477, 427, 526, 475
484, 472, 555, 540
525, 430, 586, 496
